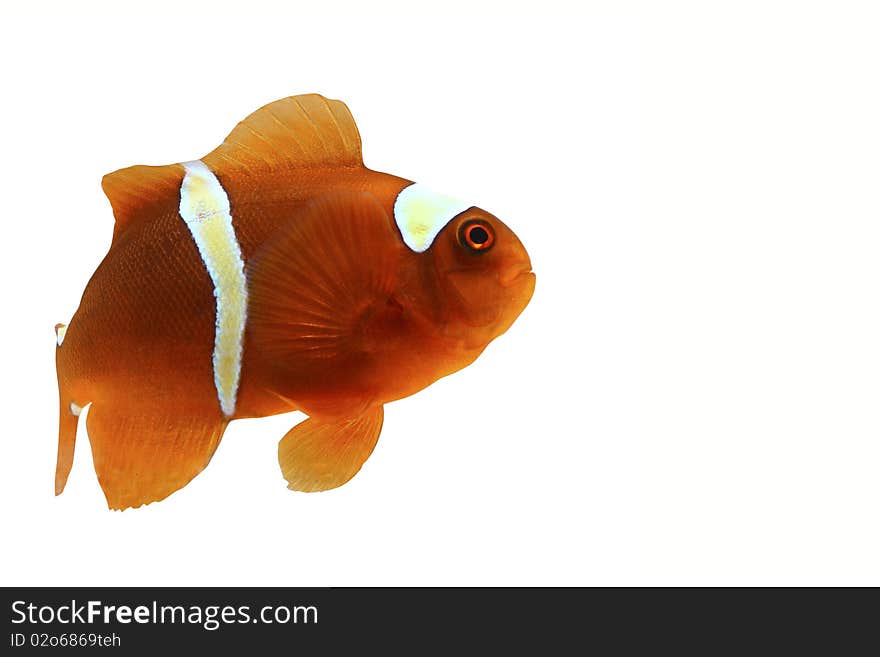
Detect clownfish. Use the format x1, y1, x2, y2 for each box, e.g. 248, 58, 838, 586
54, 94, 535, 509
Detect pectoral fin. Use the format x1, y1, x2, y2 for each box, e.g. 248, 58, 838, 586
279, 406, 384, 492
247, 191, 400, 367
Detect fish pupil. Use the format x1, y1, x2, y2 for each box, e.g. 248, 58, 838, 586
469, 226, 489, 245
458, 219, 495, 252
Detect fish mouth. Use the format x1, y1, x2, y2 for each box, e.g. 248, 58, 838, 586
489, 268, 535, 338
500, 265, 535, 288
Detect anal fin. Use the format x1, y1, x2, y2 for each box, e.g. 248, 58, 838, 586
86, 405, 227, 510
279, 406, 384, 492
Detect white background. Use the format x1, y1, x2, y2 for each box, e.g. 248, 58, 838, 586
0, 1, 877, 586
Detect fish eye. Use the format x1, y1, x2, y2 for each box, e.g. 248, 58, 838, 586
459, 219, 495, 252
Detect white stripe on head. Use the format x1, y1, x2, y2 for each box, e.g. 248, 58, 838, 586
56, 324, 68, 346
393, 183, 472, 252
179, 160, 248, 418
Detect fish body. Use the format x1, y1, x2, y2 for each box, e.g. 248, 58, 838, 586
55, 94, 535, 509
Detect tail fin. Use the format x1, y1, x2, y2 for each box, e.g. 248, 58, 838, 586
54, 323, 79, 496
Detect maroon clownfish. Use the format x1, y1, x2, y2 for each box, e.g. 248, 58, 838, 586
54, 94, 535, 509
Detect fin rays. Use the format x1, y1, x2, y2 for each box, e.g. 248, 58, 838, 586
100, 94, 362, 246
279, 406, 384, 492
247, 190, 400, 367
86, 405, 227, 510
204, 94, 362, 175
292, 98, 331, 158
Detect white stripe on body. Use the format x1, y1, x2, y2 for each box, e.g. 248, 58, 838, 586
179, 160, 248, 417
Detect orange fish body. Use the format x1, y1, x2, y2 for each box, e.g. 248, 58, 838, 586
55, 94, 535, 509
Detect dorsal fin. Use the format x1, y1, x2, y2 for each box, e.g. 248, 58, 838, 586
100, 94, 362, 241
202, 94, 363, 175
101, 163, 184, 242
